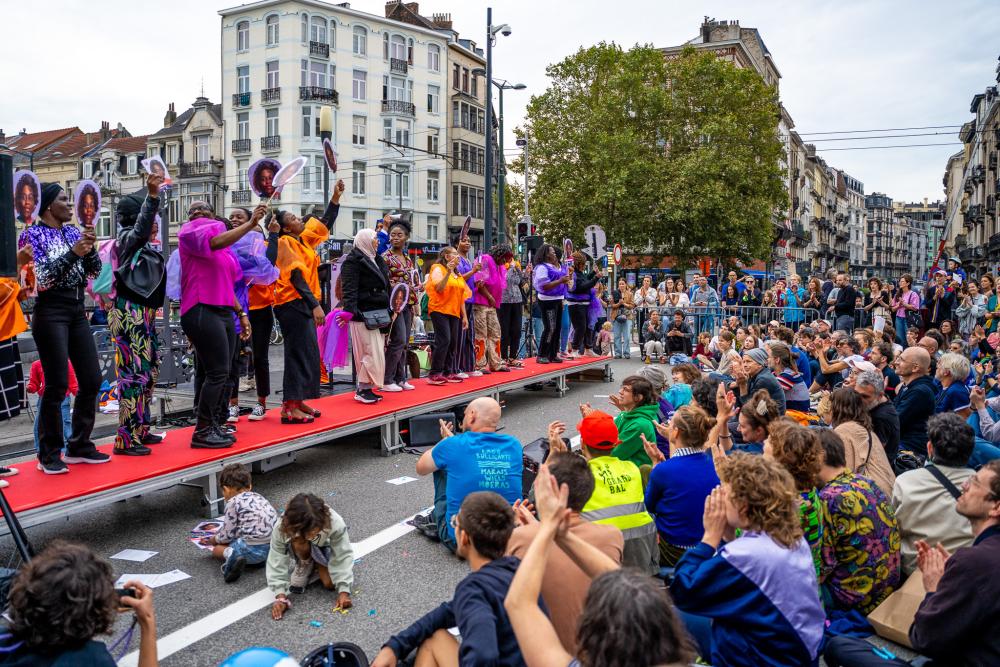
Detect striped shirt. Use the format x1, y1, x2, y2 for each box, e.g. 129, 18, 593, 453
777, 369, 811, 412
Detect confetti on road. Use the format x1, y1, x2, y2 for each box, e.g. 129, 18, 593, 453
368, 609, 377, 617
310, 620, 323, 628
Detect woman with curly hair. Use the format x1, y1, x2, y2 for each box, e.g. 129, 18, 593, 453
670, 453, 824, 667
1, 540, 157, 665
715, 387, 781, 456
765, 419, 825, 575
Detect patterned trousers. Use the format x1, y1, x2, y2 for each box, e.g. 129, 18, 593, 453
109, 298, 160, 451
473, 304, 503, 371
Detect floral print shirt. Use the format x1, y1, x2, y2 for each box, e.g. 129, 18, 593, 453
819, 471, 901, 613
18, 223, 101, 292
800, 488, 824, 576
382, 249, 421, 306
216, 491, 278, 546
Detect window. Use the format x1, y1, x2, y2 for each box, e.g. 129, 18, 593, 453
394, 119, 410, 150
383, 118, 392, 142
236, 21, 249, 51
352, 161, 366, 194
237, 160, 248, 190
428, 44, 440, 72
389, 34, 406, 60
83, 161, 93, 179
353, 26, 366, 55
302, 107, 312, 137
266, 108, 279, 137
148, 146, 160, 159
302, 155, 313, 191
310, 16, 327, 44
461, 68, 469, 93
352, 115, 366, 145
194, 135, 210, 162
387, 75, 406, 102
352, 69, 366, 100
427, 129, 439, 154
166, 144, 178, 165
383, 33, 389, 59
427, 170, 439, 201
266, 60, 279, 88
452, 100, 459, 127
427, 85, 439, 114
314, 155, 325, 193
127, 155, 137, 175
352, 211, 366, 235
407, 37, 414, 64
427, 215, 439, 241
302, 60, 329, 88
266, 14, 279, 46
452, 64, 460, 89
452, 184, 459, 215
301, 13, 309, 43
237, 65, 250, 93
96, 210, 112, 240
237, 112, 249, 140
471, 75, 477, 98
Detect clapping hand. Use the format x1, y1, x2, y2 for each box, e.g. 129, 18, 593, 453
971, 386, 986, 411
533, 465, 571, 532
439, 419, 455, 440
512, 499, 537, 526
915, 540, 950, 592
608, 392, 624, 411
641, 433, 666, 467
701, 486, 732, 549
578, 402, 595, 419
547, 421, 567, 453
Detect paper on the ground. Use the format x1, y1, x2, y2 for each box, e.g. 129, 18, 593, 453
386, 475, 418, 485
115, 569, 191, 589
111, 549, 158, 562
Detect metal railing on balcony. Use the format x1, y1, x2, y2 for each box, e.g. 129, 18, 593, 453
232, 138, 251, 154
232, 189, 252, 204
309, 41, 330, 58
178, 161, 222, 177
390, 57, 408, 75
261, 87, 281, 104
232, 92, 251, 108
261, 136, 281, 152
381, 99, 416, 116
299, 86, 338, 104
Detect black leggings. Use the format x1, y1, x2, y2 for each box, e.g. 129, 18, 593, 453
183, 304, 236, 426
248, 307, 273, 398
430, 311, 461, 376
568, 302, 590, 353
537, 299, 563, 360
31, 292, 102, 463
498, 302, 522, 360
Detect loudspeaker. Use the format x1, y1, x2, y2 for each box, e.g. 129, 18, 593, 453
406, 410, 462, 450
0, 155, 15, 278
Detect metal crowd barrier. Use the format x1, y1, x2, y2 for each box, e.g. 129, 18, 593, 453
632, 305, 826, 346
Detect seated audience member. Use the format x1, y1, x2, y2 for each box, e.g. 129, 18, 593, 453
892, 412, 975, 575
664, 309, 692, 355
824, 460, 1000, 667
575, 407, 658, 574
372, 492, 529, 667
693, 331, 713, 367
768, 342, 811, 413
853, 369, 901, 462
642, 310, 665, 362
774, 326, 813, 388
607, 375, 658, 467
934, 352, 972, 416
505, 465, 694, 667
969, 386, 1000, 465
892, 346, 937, 460
869, 341, 900, 399
200, 463, 278, 583
506, 454, 623, 654
690, 375, 722, 418
635, 365, 670, 454
830, 388, 896, 496
0, 541, 157, 665
267, 493, 354, 620
764, 420, 825, 575
719, 388, 781, 455
917, 334, 941, 377
708, 330, 741, 383
413, 397, 522, 551
665, 363, 699, 410
813, 333, 856, 390
670, 454, 824, 667
734, 347, 786, 414
816, 429, 900, 614
643, 405, 720, 567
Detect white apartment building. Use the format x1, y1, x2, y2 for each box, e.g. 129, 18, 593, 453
219, 0, 449, 244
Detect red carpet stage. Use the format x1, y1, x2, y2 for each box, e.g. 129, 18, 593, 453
0, 355, 610, 530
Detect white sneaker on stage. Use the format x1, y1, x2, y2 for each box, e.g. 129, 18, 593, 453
382, 383, 403, 392
400, 382, 416, 391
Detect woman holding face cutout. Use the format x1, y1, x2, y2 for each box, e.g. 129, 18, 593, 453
381, 219, 421, 392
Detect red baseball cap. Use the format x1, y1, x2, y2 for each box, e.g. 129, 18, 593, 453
577, 410, 619, 450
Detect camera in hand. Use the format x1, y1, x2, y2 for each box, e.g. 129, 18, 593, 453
116, 587, 137, 600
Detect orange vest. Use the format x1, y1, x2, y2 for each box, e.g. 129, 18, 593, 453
274, 219, 329, 307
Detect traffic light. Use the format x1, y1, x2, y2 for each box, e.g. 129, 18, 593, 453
517, 221, 528, 239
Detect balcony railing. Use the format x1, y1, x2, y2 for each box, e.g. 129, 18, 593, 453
310, 41, 329, 58
299, 86, 338, 104
261, 87, 281, 104
232, 91, 251, 108
390, 57, 408, 75
178, 161, 222, 177
261, 136, 281, 152
232, 189, 252, 204
232, 138, 251, 154
381, 99, 416, 116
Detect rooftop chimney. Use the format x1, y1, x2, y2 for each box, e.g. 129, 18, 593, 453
431, 12, 452, 30
384, 0, 400, 18
164, 102, 177, 128
0, 129, 5, 145
100, 121, 111, 141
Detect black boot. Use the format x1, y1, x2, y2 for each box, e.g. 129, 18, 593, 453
213, 425, 237, 443
191, 423, 234, 449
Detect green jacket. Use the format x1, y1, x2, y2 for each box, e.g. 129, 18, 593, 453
612, 403, 657, 467
266, 504, 355, 595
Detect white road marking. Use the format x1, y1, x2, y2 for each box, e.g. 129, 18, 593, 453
119, 513, 423, 666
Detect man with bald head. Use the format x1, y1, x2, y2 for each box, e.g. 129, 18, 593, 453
415, 397, 523, 551
918, 335, 941, 377
894, 346, 939, 460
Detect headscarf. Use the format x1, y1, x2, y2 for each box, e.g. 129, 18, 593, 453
39, 183, 62, 215
354, 228, 377, 261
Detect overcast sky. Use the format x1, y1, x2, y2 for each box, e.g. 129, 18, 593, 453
2, 0, 997, 202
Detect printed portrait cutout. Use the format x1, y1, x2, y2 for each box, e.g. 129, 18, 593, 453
12, 170, 41, 226
73, 179, 102, 228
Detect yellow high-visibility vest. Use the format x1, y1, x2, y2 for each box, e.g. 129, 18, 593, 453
582, 456, 655, 539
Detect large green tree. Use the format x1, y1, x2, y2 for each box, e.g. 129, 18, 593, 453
514, 44, 787, 265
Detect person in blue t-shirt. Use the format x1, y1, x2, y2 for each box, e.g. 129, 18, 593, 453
935, 352, 972, 416
414, 397, 523, 551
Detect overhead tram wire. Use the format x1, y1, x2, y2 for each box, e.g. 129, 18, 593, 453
798, 124, 964, 136
813, 142, 963, 151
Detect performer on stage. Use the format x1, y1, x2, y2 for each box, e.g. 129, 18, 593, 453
532, 243, 571, 364
455, 234, 481, 377
245, 213, 282, 421
424, 247, 471, 385
19, 183, 106, 473
272, 181, 344, 421
381, 219, 422, 392
565, 251, 604, 360
499, 257, 527, 368
339, 228, 391, 404
472, 243, 512, 373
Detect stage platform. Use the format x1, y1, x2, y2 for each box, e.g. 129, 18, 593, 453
0, 355, 611, 533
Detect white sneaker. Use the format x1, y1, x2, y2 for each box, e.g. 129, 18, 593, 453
456, 372, 470, 379
401, 381, 416, 391
248, 404, 267, 421
228, 405, 240, 423
381, 383, 403, 392
469, 371, 483, 377
0, 480, 8, 488
239, 376, 254, 392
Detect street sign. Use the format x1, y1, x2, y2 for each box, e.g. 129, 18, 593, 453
583, 224, 607, 260
613, 243, 623, 266
515, 138, 527, 147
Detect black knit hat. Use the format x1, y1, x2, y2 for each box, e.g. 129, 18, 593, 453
115, 189, 146, 228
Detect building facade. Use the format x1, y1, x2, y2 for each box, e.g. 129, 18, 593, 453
894, 198, 945, 279
446, 38, 487, 248
218, 0, 450, 244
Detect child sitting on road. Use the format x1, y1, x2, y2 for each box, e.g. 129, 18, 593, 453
200, 463, 278, 583
267, 493, 354, 620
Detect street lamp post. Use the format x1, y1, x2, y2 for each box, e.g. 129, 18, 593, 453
473, 70, 525, 245
484, 8, 513, 248
0, 144, 36, 171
